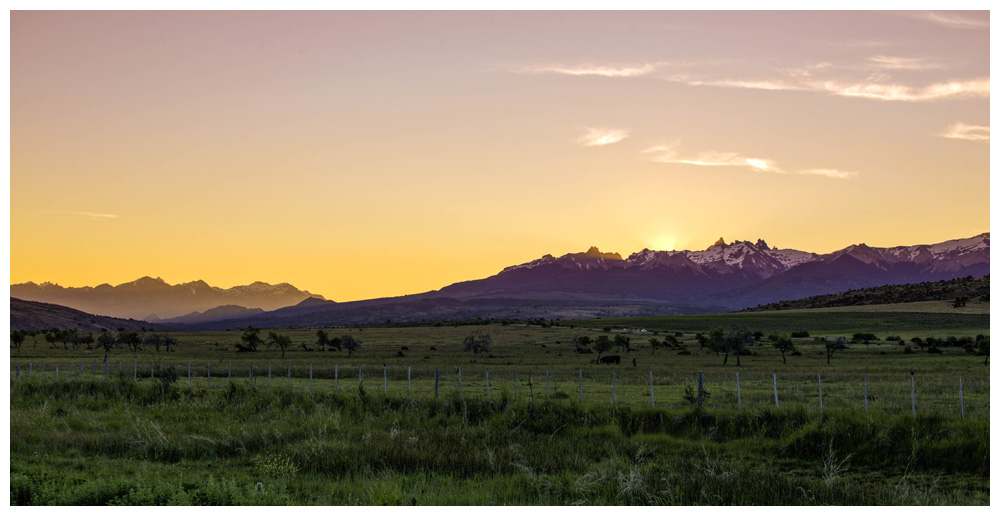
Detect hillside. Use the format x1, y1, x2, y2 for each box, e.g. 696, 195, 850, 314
742, 275, 990, 312
10, 298, 162, 332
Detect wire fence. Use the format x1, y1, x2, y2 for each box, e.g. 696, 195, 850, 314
10, 359, 990, 418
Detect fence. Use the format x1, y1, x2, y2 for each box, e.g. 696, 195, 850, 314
10, 360, 990, 418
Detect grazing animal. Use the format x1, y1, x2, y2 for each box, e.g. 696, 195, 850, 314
401, 346, 409, 351
598, 355, 621, 365
429, 346, 436, 351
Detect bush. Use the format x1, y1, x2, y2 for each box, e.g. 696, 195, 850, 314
791, 331, 810, 338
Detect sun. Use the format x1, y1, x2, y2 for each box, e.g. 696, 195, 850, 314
650, 234, 678, 252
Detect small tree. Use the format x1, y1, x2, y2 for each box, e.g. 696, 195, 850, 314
648, 337, 661, 355
718, 326, 752, 366
463, 330, 493, 362
97, 330, 116, 355
825, 337, 847, 364
239, 326, 263, 352
143, 332, 164, 353
341, 334, 362, 358
267, 331, 292, 359
79, 333, 95, 349
315, 329, 330, 352
593, 335, 612, 360
773, 336, 795, 364
116, 330, 142, 352
613, 334, 631, 353
573, 335, 592, 353
10, 330, 26, 349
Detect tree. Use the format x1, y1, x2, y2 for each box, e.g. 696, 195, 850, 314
79, 333, 95, 350
719, 326, 753, 366
97, 330, 116, 356
10, 330, 26, 349
315, 329, 330, 351
695, 333, 708, 349
268, 331, 292, 359
573, 335, 592, 353
773, 336, 795, 364
341, 334, 362, 357
43, 329, 59, 349
825, 337, 847, 364
59, 329, 79, 350
706, 327, 726, 356
648, 337, 661, 355
116, 330, 142, 352
143, 332, 163, 352
954, 296, 968, 308
462, 330, 493, 362
976, 337, 989, 365
593, 335, 612, 360
613, 334, 631, 353
238, 326, 263, 352
662, 335, 679, 349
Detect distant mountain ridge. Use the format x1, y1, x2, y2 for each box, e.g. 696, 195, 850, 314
742, 275, 990, 312
10, 298, 164, 332
9, 277, 323, 320
433, 233, 989, 309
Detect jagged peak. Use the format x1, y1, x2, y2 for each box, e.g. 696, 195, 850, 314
756, 239, 769, 250
712, 237, 727, 247
585, 246, 603, 256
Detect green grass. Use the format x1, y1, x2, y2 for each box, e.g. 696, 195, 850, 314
10, 311, 990, 505
9, 380, 989, 505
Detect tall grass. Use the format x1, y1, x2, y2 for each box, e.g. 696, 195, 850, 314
10, 379, 989, 505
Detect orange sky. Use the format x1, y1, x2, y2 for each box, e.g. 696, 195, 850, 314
9, 11, 990, 301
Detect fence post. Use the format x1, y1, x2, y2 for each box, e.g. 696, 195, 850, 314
407, 367, 411, 397
458, 367, 462, 398
773, 373, 779, 410
863, 375, 869, 412
29, 363, 32, 379
188, 362, 191, 386
545, 370, 550, 399
358, 365, 363, 386
250, 362, 254, 385
579, 370, 583, 403
514, 369, 518, 399
910, 374, 916, 416
93, 359, 96, 376
310, 364, 313, 390
697, 371, 704, 407
56, 363, 59, 381
485, 369, 490, 399
207, 363, 211, 389
434, 367, 439, 398
42, 363, 46, 383
268, 362, 272, 387
228, 362, 231, 383
16, 364, 20, 381
613, 371, 617, 407
649, 371, 654, 407
383, 365, 387, 395
736, 372, 742, 412
959, 376, 965, 419
818, 374, 823, 413
151, 360, 155, 380
134, 360, 137, 380
105, 360, 108, 380
119, 361, 122, 375
288, 364, 291, 388
334, 364, 339, 391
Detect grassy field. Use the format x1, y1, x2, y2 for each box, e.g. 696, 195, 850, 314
9, 309, 990, 505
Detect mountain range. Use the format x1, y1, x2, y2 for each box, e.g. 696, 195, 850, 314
10, 233, 989, 328
9, 278, 322, 320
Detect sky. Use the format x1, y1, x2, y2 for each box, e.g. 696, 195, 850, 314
9, 10, 991, 302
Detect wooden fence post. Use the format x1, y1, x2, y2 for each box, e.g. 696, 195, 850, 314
268, 362, 272, 387
485, 369, 490, 399
407, 367, 411, 397
773, 373, 779, 410
613, 371, 617, 407
288, 364, 291, 388
228, 362, 232, 383
42, 363, 46, 383
29, 363, 32, 379
910, 374, 916, 416
16, 364, 20, 381
56, 363, 59, 381
133, 360, 137, 380
649, 371, 654, 407
207, 363, 211, 389
93, 359, 96, 376
188, 362, 191, 386
358, 365, 363, 386
545, 370, 550, 400
250, 362, 254, 385
309, 364, 313, 390
334, 364, 338, 391
383, 365, 387, 395
514, 369, 518, 400
736, 372, 742, 412
818, 374, 823, 413
434, 367, 439, 398
697, 371, 705, 407
151, 360, 155, 379
863, 375, 869, 412
579, 370, 583, 403
458, 367, 462, 398
959, 376, 964, 419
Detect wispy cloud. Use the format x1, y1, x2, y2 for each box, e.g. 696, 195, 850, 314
51, 211, 119, 220
939, 122, 990, 141
866, 55, 941, 71
577, 128, 629, 146
643, 144, 857, 179
509, 63, 658, 78
908, 11, 989, 30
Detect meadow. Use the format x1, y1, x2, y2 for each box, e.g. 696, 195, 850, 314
9, 310, 991, 505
